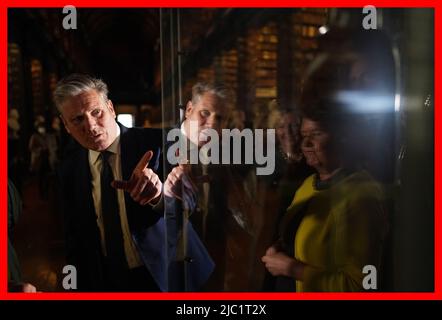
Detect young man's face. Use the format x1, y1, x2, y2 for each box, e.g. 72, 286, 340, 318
183, 92, 227, 147
60, 89, 118, 151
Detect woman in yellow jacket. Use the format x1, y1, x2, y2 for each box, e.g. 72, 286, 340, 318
261, 111, 388, 292
261, 28, 393, 292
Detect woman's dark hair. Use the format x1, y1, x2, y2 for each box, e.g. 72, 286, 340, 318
298, 28, 396, 174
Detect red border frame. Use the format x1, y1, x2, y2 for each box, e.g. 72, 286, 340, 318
1, 0, 440, 301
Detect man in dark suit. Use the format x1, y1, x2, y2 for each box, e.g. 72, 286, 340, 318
164, 82, 237, 291
55, 74, 211, 292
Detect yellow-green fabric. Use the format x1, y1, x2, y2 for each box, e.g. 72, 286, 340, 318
286, 170, 387, 292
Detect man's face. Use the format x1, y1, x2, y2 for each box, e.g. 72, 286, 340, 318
183, 92, 227, 147
60, 89, 118, 151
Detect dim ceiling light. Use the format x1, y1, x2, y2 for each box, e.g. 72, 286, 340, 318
319, 25, 329, 35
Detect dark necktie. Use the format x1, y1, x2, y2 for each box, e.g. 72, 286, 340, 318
100, 151, 128, 278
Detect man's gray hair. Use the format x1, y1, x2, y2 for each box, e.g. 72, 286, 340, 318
53, 73, 109, 112
191, 82, 234, 106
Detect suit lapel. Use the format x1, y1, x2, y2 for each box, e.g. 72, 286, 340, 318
72, 147, 96, 222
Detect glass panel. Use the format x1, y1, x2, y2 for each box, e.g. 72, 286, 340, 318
6, 7, 434, 293
160, 8, 434, 292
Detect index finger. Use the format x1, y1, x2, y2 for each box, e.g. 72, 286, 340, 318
135, 150, 154, 172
